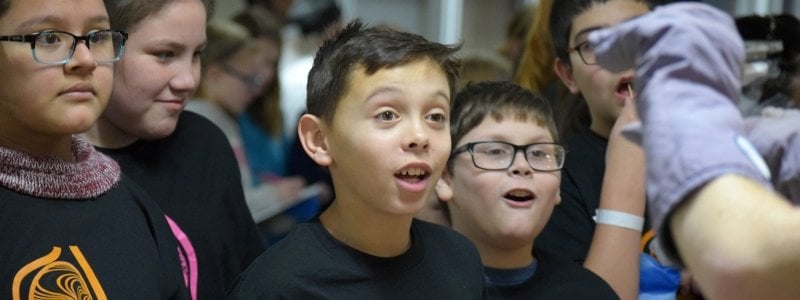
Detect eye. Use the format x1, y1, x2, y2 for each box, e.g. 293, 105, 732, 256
87, 31, 110, 44
376, 111, 397, 121
36, 31, 64, 46
476, 144, 511, 157
527, 149, 549, 159
426, 112, 447, 123
579, 41, 593, 53
153, 50, 176, 60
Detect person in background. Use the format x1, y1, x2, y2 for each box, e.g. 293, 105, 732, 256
514, 0, 586, 141
589, 2, 800, 298
497, 6, 534, 75
246, 0, 294, 26
82, 0, 265, 298
0, 0, 187, 298
233, 9, 330, 245
457, 51, 513, 90
541, 0, 692, 298
186, 19, 311, 227
227, 20, 485, 299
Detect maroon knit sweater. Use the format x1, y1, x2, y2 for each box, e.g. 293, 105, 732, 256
0, 136, 120, 199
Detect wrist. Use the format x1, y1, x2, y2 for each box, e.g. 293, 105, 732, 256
593, 209, 644, 232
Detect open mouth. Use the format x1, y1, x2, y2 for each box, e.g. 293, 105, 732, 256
504, 189, 535, 202
616, 81, 633, 99
395, 168, 429, 182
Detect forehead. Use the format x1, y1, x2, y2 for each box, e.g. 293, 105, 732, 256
338, 58, 450, 106
0, 0, 108, 31
462, 116, 554, 145
570, 0, 649, 43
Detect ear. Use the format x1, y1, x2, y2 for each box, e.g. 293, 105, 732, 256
555, 187, 562, 205
435, 169, 454, 202
553, 57, 580, 95
297, 114, 332, 166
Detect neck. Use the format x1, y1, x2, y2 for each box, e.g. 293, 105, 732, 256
82, 116, 138, 149
476, 240, 535, 269
320, 200, 413, 257
0, 133, 75, 161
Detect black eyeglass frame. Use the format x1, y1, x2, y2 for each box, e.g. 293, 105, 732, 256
0, 30, 127, 65
450, 141, 566, 172
220, 63, 268, 90
567, 41, 597, 65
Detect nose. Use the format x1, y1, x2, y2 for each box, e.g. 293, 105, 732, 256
171, 59, 200, 92
64, 41, 96, 72
402, 119, 430, 152
508, 149, 532, 176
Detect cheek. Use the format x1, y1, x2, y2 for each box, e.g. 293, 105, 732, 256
537, 175, 561, 203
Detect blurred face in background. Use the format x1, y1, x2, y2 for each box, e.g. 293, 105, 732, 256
205, 37, 277, 115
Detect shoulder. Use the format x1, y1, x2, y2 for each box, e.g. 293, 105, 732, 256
412, 219, 483, 264
227, 222, 327, 297
413, 218, 472, 245
529, 248, 619, 299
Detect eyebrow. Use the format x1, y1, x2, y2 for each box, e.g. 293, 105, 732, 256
364, 86, 449, 104
572, 25, 605, 44
17, 15, 111, 32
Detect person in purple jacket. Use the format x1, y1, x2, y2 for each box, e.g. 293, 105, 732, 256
591, 2, 800, 298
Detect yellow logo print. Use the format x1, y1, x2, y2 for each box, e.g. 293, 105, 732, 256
12, 246, 107, 300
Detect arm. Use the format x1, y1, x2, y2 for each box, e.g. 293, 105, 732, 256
583, 97, 645, 300
670, 175, 800, 299
588, 3, 798, 298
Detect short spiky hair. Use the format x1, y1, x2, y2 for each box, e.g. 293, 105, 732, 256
448, 80, 558, 171
306, 20, 461, 124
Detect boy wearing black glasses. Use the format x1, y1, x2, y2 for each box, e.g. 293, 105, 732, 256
433, 81, 625, 298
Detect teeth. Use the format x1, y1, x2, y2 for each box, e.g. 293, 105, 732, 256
398, 168, 426, 176
507, 190, 531, 197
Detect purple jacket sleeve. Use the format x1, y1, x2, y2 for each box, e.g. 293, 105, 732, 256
587, 3, 772, 265
744, 109, 800, 203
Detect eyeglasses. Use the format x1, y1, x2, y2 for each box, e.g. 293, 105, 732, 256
567, 41, 596, 65
450, 141, 566, 172
0, 30, 127, 65
221, 64, 268, 90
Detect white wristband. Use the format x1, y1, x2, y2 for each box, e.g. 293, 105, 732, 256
593, 209, 644, 232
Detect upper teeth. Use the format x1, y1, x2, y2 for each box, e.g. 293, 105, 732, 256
508, 190, 530, 197
399, 168, 426, 176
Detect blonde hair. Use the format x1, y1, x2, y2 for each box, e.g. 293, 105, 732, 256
514, 0, 554, 93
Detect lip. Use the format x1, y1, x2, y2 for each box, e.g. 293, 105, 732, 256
59, 83, 95, 100
614, 77, 634, 105
502, 187, 537, 208
154, 98, 186, 110
394, 162, 433, 194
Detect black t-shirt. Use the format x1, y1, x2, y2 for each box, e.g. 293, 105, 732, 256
98, 111, 265, 299
0, 178, 188, 299
536, 131, 607, 264
227, 218, 486, 299
487, 247, 619, 299
536, 130, 653, 264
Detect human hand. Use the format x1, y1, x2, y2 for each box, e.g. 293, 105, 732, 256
587, 2, 771, 259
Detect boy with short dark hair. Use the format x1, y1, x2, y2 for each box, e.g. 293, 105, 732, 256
227, 20, 485, 299
436, 80, 619, 298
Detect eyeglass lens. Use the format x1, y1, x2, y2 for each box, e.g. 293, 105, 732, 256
33, 31, 125, 64
576, 42, 596, 65
471, 142, 564, 171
